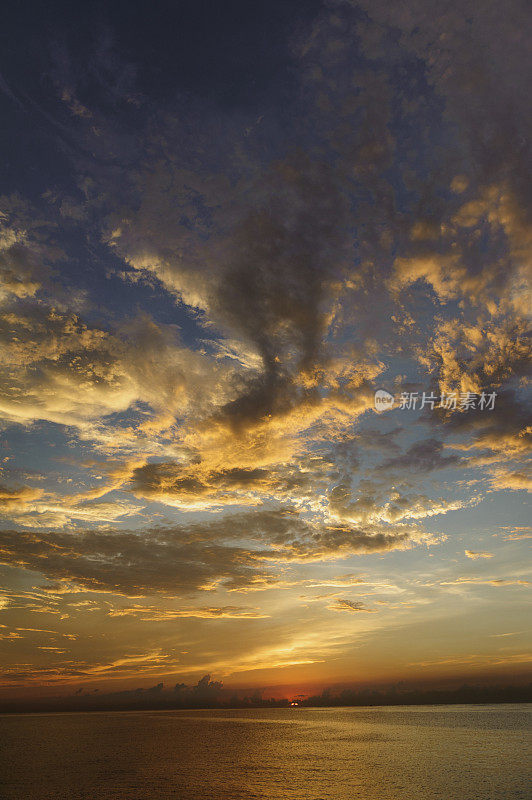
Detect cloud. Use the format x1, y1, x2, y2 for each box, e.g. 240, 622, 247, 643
0, 298, 229, 437
0, 525, 267, 597
444, 389, 531, 458
107, 604, 269, 620
0, 197, 55, 302
0, 483, 43, 511
0, 508, 439, 597
488, 466, 532, 493
498, 527, 532, 542
380, 439, 460, 474
326, 599, 374, 613
128, 458, 331, 510
440, 577, 529, 587
329, 481, 466, 526
465, 550, 494, 560
130, 462, 273, 507
355, 0, 532, 216
409, 653, 532, 669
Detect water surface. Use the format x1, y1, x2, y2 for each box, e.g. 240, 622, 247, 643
1, 704, 530, 799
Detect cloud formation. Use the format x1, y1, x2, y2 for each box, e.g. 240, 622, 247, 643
0, 0, 529, 694
0, 508, 438, 598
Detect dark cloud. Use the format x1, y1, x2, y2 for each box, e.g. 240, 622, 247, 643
327, 599, 374, 613
0, 509, 434, 597
212, 153, 352, 428
356, 0, 532, 215
131, 463, 271, 497
129, 460, 320, 505
442, 389, 532, 456
380, 438, 460, 473
0, 526, 266, 597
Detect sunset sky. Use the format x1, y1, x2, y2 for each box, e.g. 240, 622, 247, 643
0, 0, 530, 702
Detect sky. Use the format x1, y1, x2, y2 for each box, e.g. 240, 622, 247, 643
0, 0, 530, 703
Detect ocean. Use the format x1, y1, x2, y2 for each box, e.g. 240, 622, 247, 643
0, 704, 530, 799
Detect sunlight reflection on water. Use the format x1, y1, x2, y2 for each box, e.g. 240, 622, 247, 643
1, 704, 530, 799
